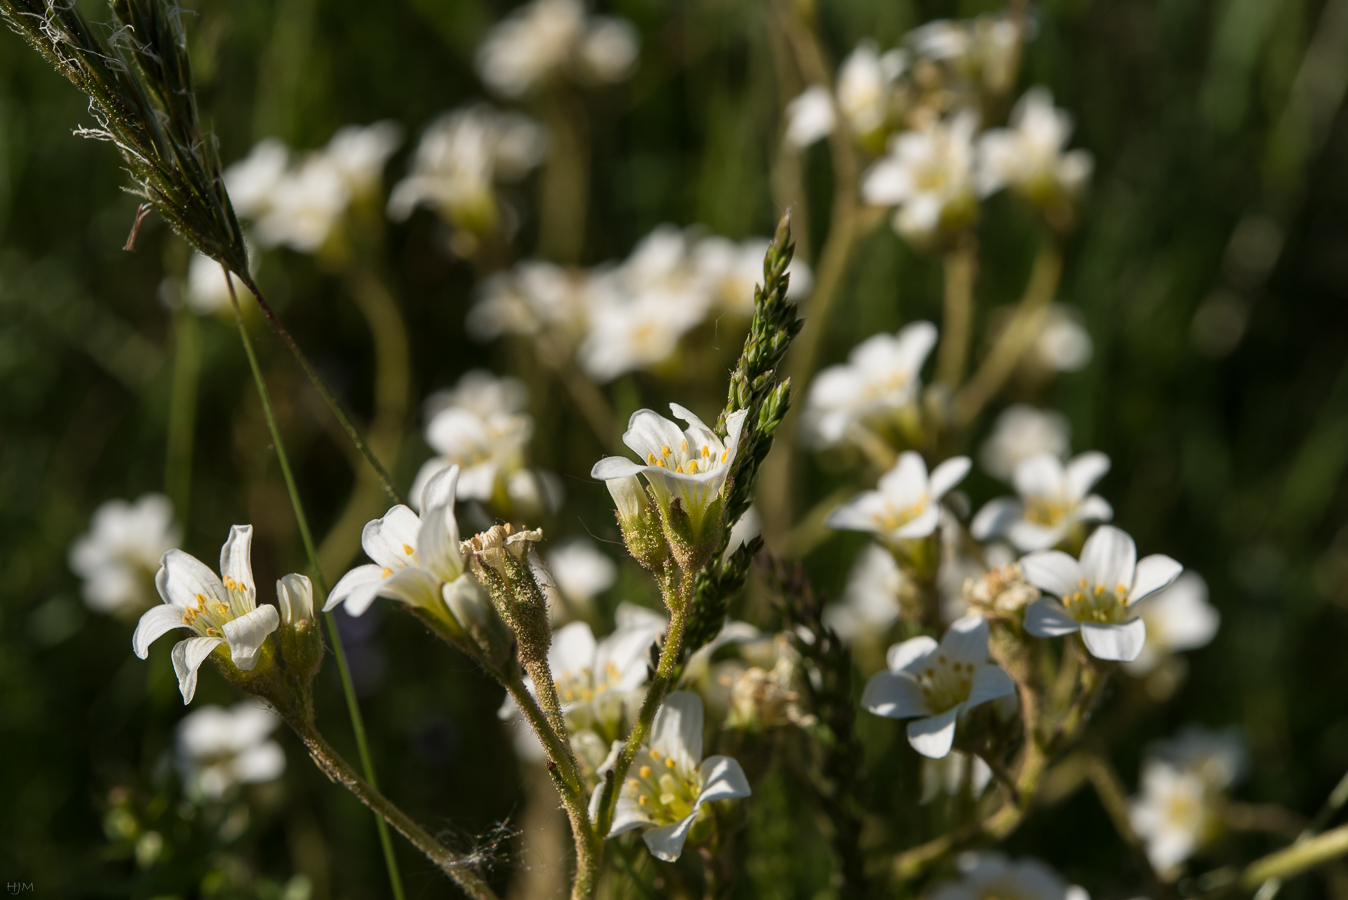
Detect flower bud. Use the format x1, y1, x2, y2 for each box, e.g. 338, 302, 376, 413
276, 573, 324, 690
606, 475, 669, 571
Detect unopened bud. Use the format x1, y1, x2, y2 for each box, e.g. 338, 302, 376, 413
276, 573, 324, 690
606, 476, 669, 571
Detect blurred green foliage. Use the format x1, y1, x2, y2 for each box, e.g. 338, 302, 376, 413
2, 0, 1348, 897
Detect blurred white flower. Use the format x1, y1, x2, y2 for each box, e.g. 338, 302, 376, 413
835, 41, 907, 139
784, 85, 836, 148
223, 139, 289, 219
1031, 304, 1093, 372
971, 451, 1113, 551
411, 371, 535, 508
325, 467, 485, 625
801, 321, 938, 449
1149, 725, 1246, 792
602, 691, 751, 861
545, 538, 617, 615
928, 851, 1089, 900
1129, 758, 1213, 872
979, 404, 1071, 482
176, 703, 285, 800
388, 105, 548, 234
920, 751, 992, 804
70, 494, 180, 617
476, 0, 638, 98
828, 452, 971, 542
907, 13, 1025, 95
1021, 525, 1182, 662
323, 120, 403, 198
184, 252, 250, 315
978, 88, 1092, 203
862, 614, 1016, 758
694, 235, 813, 316
468, 260, 595, 341
132, 525, 281, 703
824, 544, 907, 641
1125, 572, 1220, 676
256, 153, 348, 253
863, 111, 984, 242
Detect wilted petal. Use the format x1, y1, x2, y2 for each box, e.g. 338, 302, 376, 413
223, 605, 280, 670
1020, 551, 1082, 598
1024, 598, 1081, 637
133, 603, 190, 659
908, 707, 960, 759
1080, 618, 1146, 662
172, 636, 224, 704
862, 671, 930, 719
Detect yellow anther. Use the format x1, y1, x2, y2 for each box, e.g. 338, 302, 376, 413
222, 575, 235, 590
647, 453, 658, 465
721, 449, 728, 462
381, 567, 393, 578
627, 778, 640, 788
638, 795, 649, 806
649, 749, 662, 760
680, 439, 688, 453
403, 544, 414, 556
655, 459, 667, 468
196, 593, 208, 605
1116, 583, 1128, 596
215, 603, 228, 615
640, 766, 652, 778
688, 460, 699, 473
661, 445, 672, 457
665, 757, 676, 768
702, 445, 710, 458
1078, 577, 1088, 587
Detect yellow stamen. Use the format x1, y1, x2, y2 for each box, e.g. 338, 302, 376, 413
664, 757, 676, 768
638, 795, 649, 806
661, 445, 671, 457
680, 439, 688, 453
381, 567, 393, 578
702, 446, 710, 458
688, 460, 699, 473
640, 766, 652, 778
403, 544, 415, 556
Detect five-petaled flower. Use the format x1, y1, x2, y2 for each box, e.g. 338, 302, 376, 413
325, 466, 485, 624
827, 451, 971, 543
599, 691, 751, 862
1020, 525, 1183, 662
861, 614, 1017, 758
971, 451, 1113, 551
132, 525, 282, 704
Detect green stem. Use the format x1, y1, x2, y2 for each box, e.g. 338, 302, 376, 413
240, 276, 404, 506
936, 238, 977, 389
1242, 824, 1348, 889
165, 305, 199, 522
228, 276, 407, 900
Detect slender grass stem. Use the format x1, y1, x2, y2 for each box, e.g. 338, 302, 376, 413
228, 274, 407, 900
165, 306, 200, 522
936, 239, 978, 389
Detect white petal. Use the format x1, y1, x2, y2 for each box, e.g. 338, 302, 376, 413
894, 506, 941, 539
156, 549, 226, 608
1020, 551, 1082, 598
324, 564, 384, 613
232, 740, 286, 784
887, 635, 939, 673
1006, 520, 1066, 552
642, 814, 699, 862
592, 456, 644, 480
421, 463, 462, 513
928, 456, 972, 499
172, 636, 224, 704
609, 789, 656, 836
940, 615, 990, 666
825, 491, 889, 533
1013, 454, 1067, 499
696, 755, 752, 803
1080, 618, 1146, 662
223, 605, 280, 670
650, 691, 703, 764
966, 664, 1017, 709
133, 604, 190, 659
970, 498, 1021, 540
1024, 598, 1081, 637
1066, 451, 1110, 500
1075, 494, 1114, 524
361, 505, 423, 570
219, 525, 256, 597
892, 321, 939, 372
862, 671, 931, 719
1081, 525, 1136, 591
622, 409, 687, 463
907, 707, 960, 758
549, 622, 599, 681
378, 567, 444, 611
1130, 554, 1183, 603
418, 503, 464, 583
878, 452, 929, 509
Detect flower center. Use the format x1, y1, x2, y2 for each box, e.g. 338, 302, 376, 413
645, 438, 728, 476
1062, 577, 1131, 624
880, 494, 929, 531
181, 586, 249, 638
1023, 494, 1072, 526
626, 746, 701, 826
914, 655, 974, 713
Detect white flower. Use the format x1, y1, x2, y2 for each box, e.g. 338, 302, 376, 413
1125, 573, 1220, 675
801, 321, 938, 449
545, 538, 617, 611
70, 494, 180, 616
827, 452, 972, 542
1021, 525, 1183, 662
835, 41, 907, 138
601, 691, 751, 861
862, 615, 1016, 758
977, 88, 1093, 201
693, 235, 813, 316
184, 252, 250, 316
324, 466, 484, 620
323, 121, 403, 198
1129, 758, 1212, 872
722, 506, 762, 564
862, 112, 984, 242
175, 703, 285, 800
591, 404, 748, 537
255, 154, 349, 253
920, 751, 992, 804
132, 525, 281, 704
907, 14, 1024, 94
979, 404, 1071, 482
467, 260, 594, 341
971, 451, 1113, 551
411, 371, 534, 508
578, 289, 707, 381
476, 0, 638, 98
1031, 304, 1093, 372
388, 105, 548, 229
928, 851, 1089, 900
223, 139, 289, 219
824, 544, 907, 642
1149, 726, 1246, 792
784, 85, 836, 148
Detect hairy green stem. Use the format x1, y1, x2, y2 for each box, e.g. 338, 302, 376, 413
230, 277, 406, 900
165, 305, 199, 521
